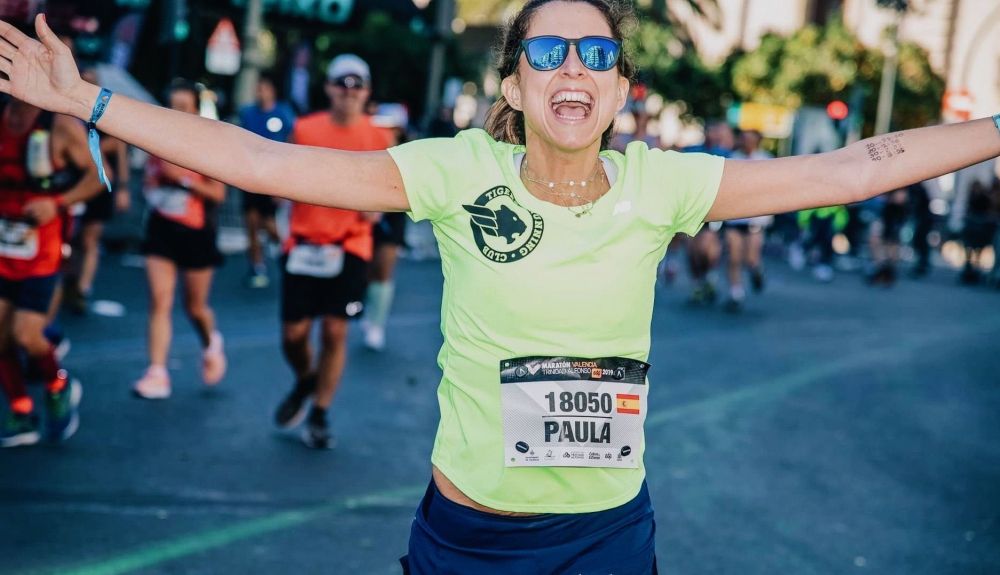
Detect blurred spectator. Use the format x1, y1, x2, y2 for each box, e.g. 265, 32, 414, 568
959, 179, 998, 285
236, 74, 295, 289
427, 105, 458, 138
611, 108, 658, 152
866, 188, 908, 287
798, 207, 849, 282
907, 181, 933, 277
682, 120, 733, 304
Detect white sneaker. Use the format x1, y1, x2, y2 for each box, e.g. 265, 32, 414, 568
133, 366, 171, 400
202, 331, 227, 386
363, 324, 386, 351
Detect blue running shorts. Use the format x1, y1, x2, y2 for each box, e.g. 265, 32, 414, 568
401, 480, 658, 575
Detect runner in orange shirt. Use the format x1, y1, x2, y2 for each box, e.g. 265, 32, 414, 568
273, 55, 393, 449
132, 79, 227, 399
0, 94, 101, 446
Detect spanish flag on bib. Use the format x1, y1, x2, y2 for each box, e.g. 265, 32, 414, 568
616, 393, 640, 415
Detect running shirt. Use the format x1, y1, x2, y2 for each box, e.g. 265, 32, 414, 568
144, 158, 214, 230
728, 148, 774, 226
238, 101, 296, 143
388, 129, 723, 513
287, 113, 393, 261
0, 109, 79, 280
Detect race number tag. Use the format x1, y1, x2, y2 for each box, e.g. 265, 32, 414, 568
286, 244, 345, 278
0, 218, 39, 260
501, 356, 649, 469
146, 186, 191, 218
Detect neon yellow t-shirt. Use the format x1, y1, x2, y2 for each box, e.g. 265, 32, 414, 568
388, 129, 723, 513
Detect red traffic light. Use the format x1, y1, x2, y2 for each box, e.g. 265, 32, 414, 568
827, 100, 849, 121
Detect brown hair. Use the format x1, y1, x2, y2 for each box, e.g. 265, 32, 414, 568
483, 0, 636, 150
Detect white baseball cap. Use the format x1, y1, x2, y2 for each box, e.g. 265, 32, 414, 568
326, 54, 370, 82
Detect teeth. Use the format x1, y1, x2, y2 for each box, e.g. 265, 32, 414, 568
551, 91, 592, 105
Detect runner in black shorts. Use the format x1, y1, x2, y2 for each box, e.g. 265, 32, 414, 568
0, 94, 101, 447
236, 75, 295, 288
132, 80, 227, 400
363, 189, 405, 351
272, 54, 393, 449
62, 65, 131, 314
866, 188, 908, 287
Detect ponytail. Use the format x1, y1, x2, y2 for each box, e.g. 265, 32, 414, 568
484, 95, 525, 146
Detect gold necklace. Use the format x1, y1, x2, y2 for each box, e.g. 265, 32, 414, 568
521, 158, 606, 217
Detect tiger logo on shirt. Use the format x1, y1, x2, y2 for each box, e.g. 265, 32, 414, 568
462, 186, 544, 264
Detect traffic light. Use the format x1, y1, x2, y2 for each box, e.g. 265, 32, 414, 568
826, 100, 849, 121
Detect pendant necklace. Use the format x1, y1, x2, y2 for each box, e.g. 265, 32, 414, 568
521, 158, 606, 217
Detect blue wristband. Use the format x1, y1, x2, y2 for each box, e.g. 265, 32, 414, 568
993, 114, 1000, 137
86, 88, 113, 194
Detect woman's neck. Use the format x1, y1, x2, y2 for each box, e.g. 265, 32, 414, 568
521, 141, 603, 183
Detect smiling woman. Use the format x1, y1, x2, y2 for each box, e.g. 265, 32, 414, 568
1, 0, 1000, 572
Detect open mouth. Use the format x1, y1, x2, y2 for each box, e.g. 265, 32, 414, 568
550, 90, 593, 121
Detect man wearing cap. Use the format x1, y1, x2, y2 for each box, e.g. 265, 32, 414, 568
272, 54, 395, 449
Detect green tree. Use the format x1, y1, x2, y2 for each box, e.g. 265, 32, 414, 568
728, 17, 943, 135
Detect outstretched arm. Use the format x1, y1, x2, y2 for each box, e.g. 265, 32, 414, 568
707, 119, 1000, 222
0, 15, 409, 213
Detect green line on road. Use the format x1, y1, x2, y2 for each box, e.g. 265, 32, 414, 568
21, 486, 424, 575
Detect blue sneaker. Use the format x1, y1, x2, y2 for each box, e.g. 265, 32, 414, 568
1, 411, 41, 447
44, 372, 81, 442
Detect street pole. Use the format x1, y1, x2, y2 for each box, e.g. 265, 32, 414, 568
234, 0, 264, 110
874, 12, 901, 135
422, 0, 454, 132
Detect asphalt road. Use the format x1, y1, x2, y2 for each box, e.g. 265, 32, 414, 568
2, 252, 999, 575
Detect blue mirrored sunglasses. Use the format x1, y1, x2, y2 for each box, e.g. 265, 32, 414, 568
517, 36, 621, 72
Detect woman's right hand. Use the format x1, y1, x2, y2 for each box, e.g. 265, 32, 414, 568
0, 14, 89, 119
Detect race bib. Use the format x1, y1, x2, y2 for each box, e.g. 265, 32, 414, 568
501, 356, 649, 469
286, 243, 345, 278
0, 218, 39, 260
146, 186, 191, 218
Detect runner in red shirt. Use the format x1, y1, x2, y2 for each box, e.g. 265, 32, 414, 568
0, 95, 101, 447
132, 80, 227, 400
272, 55, 394, 448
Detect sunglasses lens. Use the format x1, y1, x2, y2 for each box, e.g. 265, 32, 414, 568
524, 37, 568, 71
578, 38, 619, 71
332, 75, 365, 89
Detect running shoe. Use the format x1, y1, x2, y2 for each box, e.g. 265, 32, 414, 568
44, 373, 81, 442
750, 268, 765, 293
301, 408, 333, 450
274, 374, 317, 429
363, 324, 386, 352
54, 336, 72, 362
133, 365, 172, 400
202, 331, 227, 386
244, 265, 270, 289
64, 282, 88, 316
1, 411, 41, 447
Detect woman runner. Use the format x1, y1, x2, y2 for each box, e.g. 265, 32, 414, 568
3, 2, 1000, 571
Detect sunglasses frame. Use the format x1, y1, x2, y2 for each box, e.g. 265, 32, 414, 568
516, 35, 622, 72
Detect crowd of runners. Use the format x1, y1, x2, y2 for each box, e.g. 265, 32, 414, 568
2, 46, 999, 452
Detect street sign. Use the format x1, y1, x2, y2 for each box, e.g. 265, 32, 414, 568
727, 102, 795, 139
205, 18, 241, 76
942, 89, 973, 121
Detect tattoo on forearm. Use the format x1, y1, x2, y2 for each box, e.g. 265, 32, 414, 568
865, 135, 905, 162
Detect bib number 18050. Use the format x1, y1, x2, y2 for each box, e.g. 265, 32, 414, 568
545, 391, 614, 414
